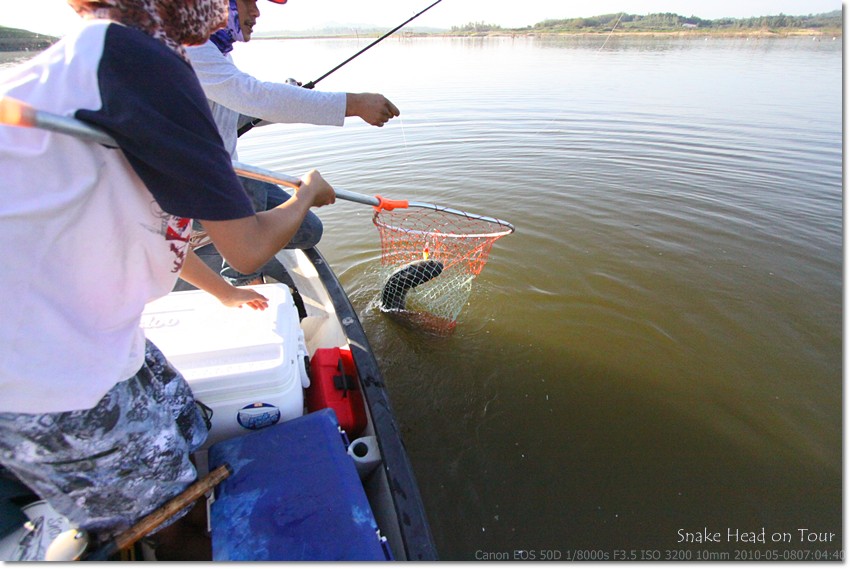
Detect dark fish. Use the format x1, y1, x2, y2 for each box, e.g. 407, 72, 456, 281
381, 260, 444, 311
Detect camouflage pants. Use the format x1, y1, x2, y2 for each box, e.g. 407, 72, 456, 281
0, 340, 208, 541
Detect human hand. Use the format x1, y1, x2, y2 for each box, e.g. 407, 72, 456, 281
299, 169, 336, 208
346, 93, 400, 127
219, 287, 269, 310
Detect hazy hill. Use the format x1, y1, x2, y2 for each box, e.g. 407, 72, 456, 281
241, 10, 846, 38
453, 10, 843, 34
254, 25, 445, 38
4, 9, 841, 47
0, 26, 58, 51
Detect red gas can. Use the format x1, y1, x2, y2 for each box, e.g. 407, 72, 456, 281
306, 348, 367, 438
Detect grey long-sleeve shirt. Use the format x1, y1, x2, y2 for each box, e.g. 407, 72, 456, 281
186, 40, 346, 159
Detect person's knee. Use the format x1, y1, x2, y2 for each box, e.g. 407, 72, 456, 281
285, 212, 323, 249
238, 177, 274, 212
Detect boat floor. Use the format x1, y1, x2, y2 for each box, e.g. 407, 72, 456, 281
146, 499, 210, 561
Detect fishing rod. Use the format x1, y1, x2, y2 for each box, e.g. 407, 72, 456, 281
237, 0, 444, 137
303, 0, 443, 90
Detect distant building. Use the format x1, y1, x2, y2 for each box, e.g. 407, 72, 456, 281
682, 23, 699, 29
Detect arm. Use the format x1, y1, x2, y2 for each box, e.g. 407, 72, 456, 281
188, 42, 400, 128
201, 169, 335, 275
180, 249, 269, 310
187, 42, 346, 127
345, 93, 400, 127
78, 28, 313, 283
237, 91, 401, 131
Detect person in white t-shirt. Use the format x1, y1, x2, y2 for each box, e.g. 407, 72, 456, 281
187, 0, 400, 285
0, 0, 333, 546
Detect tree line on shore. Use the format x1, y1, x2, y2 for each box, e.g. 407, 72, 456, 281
1, 8, 842, 51
0, 27, 57, 51
452, 10, 843, 34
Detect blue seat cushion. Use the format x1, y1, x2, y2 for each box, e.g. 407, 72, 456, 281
208, 409, 388, 561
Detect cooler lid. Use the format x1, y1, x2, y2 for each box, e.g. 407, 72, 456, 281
142, 284, 301, 393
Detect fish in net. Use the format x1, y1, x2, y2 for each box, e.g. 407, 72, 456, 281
374, 204, 514, 335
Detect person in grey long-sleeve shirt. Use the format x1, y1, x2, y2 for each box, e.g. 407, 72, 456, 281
187, 0, 400, 285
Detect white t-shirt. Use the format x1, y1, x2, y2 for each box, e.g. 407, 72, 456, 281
186, 40, 347, 159
0, 21, 254, 413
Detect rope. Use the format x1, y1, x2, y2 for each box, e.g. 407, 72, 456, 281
530, 12, 626, 136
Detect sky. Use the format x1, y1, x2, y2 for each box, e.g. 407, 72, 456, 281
1, 0, 843, 37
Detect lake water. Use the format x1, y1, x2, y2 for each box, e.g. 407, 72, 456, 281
4, 34, 842, 560
227, 37, 843, 560
232, 36, 842, 560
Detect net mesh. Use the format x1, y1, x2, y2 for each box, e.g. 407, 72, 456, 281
373, 206, 513, 335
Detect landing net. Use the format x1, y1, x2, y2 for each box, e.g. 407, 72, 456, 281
373, 205, 514, 335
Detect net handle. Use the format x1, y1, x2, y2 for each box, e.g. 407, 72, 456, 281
0, 96, 515, 233
386, 202, 516, 234
232, 161, 514, 233
232, 161, 388, 208
234, 163, 409, 212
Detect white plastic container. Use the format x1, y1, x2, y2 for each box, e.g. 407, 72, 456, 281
0, 501, 72, 561
141, 284, 308, 448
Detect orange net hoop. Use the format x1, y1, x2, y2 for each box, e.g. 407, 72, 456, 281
373, 206, 514, 335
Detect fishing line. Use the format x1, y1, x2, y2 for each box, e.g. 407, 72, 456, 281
530, 12, 625, 136
598, 12, 625, 51
396, 115, 423, 188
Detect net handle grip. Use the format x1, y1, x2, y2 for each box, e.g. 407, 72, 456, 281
0, 96, 118, 147
372, 195, 409, 211
0, 96, 35, 127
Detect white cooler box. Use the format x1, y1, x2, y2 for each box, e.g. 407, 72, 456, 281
141, 284, 309, 448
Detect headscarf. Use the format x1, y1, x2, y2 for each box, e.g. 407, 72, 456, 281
67, 0, 229, 62
209, 0, 242, 55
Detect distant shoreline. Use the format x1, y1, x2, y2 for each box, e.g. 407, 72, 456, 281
255, 28, 842, 41
2, 8, 840, 51
0, 38, 56, 52
0, 27, 841, 53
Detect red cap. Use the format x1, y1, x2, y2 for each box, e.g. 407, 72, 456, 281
267, 0, 287, 3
